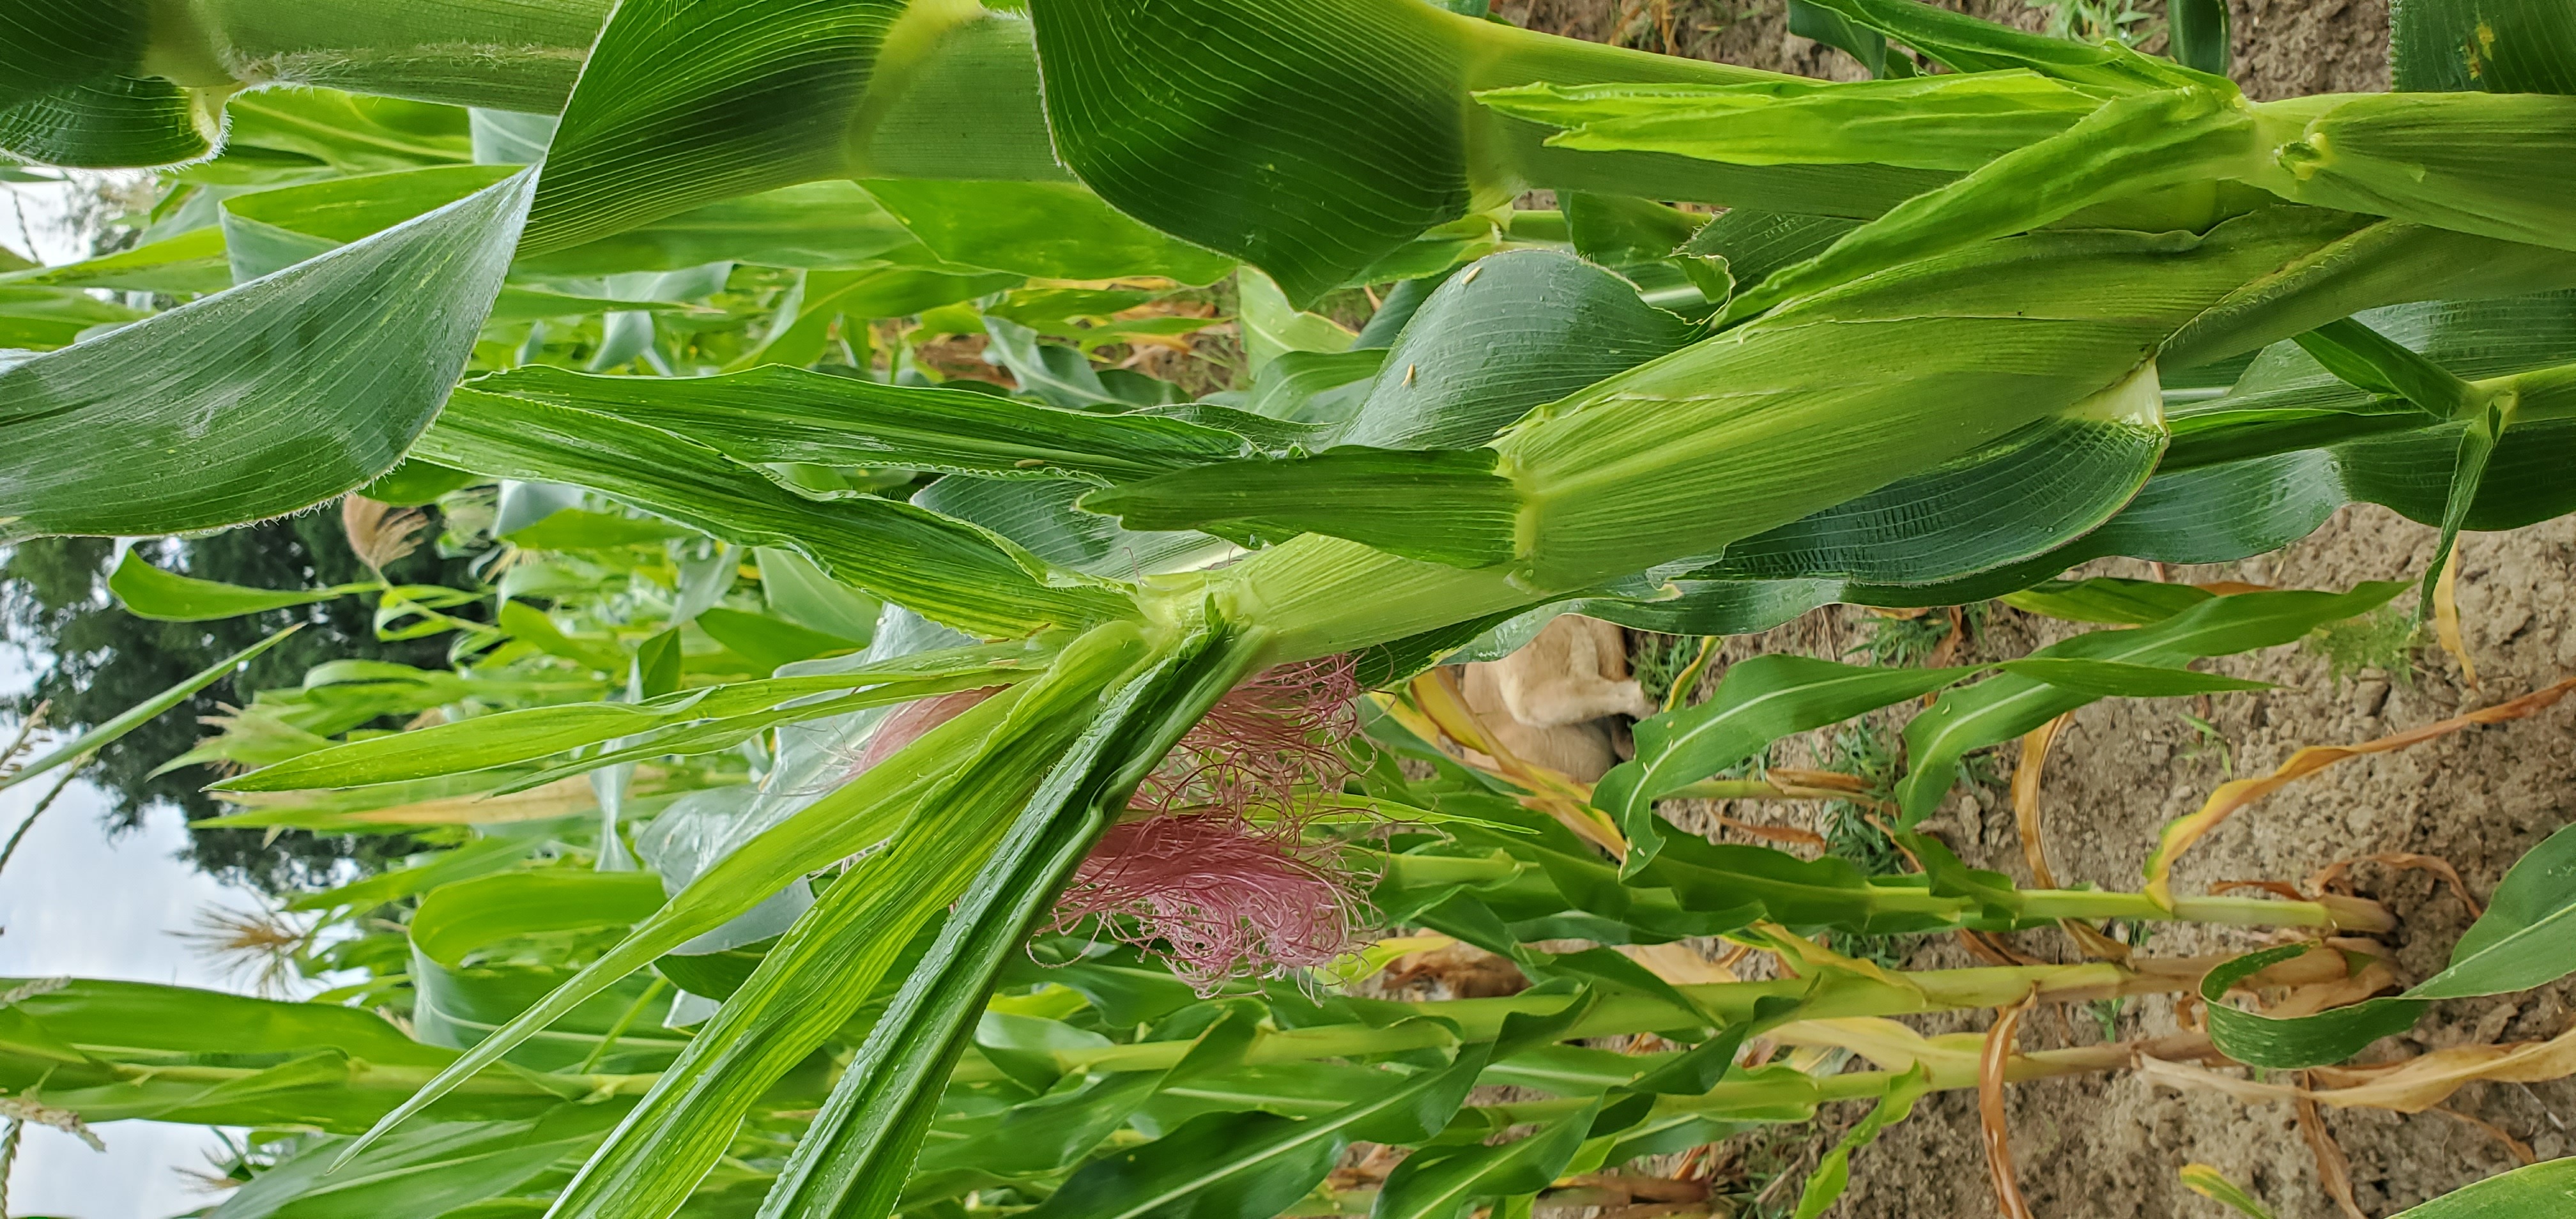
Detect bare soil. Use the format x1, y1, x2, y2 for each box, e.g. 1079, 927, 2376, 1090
1490, 3, 2576, 1213
1664, 510, 2576, 1217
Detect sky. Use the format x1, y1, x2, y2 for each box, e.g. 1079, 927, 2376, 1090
0, 775, 254, 1219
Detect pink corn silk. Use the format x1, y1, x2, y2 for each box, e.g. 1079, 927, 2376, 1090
1054, 654, 1372, 991
843, 687, 1005, 778
1131, 653, 1363, 817
1052, 813, 1366, 994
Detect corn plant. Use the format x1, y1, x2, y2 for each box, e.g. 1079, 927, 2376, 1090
8, 0, 2576, 1213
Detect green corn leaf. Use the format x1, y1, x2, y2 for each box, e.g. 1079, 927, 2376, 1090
0, 74, 211, 168
0, 282, 148, 349
461, 364, 1258, 483
218, 164, 516, 282
407, 872, 684, 1072
905, 1008, 1265, 1202
414, 387, 1138, 640
109, 551, 376, 622
1678, 208, 1857, 286
0, 226, 231, 295
330, 680, 1031, 1162
981, 315, 1132, 411
916, 476, 1236, 581
2163, 219, 2576, 374
1027, 0, 1931, 306
1790, 1063, 1931, 1219
158, 8, 601, 118
2393, 0, 2576, 93
1480, 72, 2110, 173
1698, 375, 2167, 585
0, 170, 532, 540
217, 638, 1050, 791
1784, 0, 1901, 79
514, 0, 898, 256
493, 684, 958, 792
2290, 317, 2481, 420
1335, 250, 1698, 452
513, 182, 933, 277
755, 625, 1250, 1219
216, 88, 479, 174
537, 622, 1154, 1219
1595, 656, 1977, 868
359, 458, 481, 507
1715, 87, 2256, 326
2263, 91, 2576, 256
2168, 0, 2229, 75
2000, 578, 2217, 625
0, 978, 576, 1131
1971, 293, 2576, 594
0, 624, 299, 796
1896, 583, 2405, 825
2387, 1158, 2576, 1216
694, 606, 859, 673
285, 832, 539, 913
1372, 1101, 1603, 1219
1078, 447, 1521, 567
1015, 999, 1576, 1219
1485, 208, 2371, 599
861, 179, 1236, 283
408, 871, 670, 973
757, 547, 885, 642
1243, 350, 1389, 430
2206, 822, 2576, 1067
728, 264, 1019, 370
201, 1107, 622, 1219
2196, 944, 2425, 1071
1790, 0, 2212, 89
1993, 659, 2276, 698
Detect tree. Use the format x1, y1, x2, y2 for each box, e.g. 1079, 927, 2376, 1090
0, 514, 473, 891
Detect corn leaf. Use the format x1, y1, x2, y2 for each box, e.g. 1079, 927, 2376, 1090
1334, 250, 1698, 452
217, 638, 1050, 791
461, 364, 1259, 483
513, 181, 932, 277
756, 625, 1248, 1219
861, 179, 1235, 283
1699, 376, 2166, 585
414, 388, 1138, 639
0, 171, 532, 539
333, 682, 1030, 1161
1480, 72, 2109, 172
2388, 1158, 2576, 1216
2393, 0, 2576, 93
0, 979, 575, 1131
2206, 822, 2576, 1067
1027, 0, 1929, 305
203, 1107, 622, 1219
1595, 657, 1977, 868
1497, 208, 2371, 594
537, 623, 1154, 1219
109, 552, 372, 622
915, 475, 1236, 580
1896, 583, 2407, 825
1372, 1101, 1602, 1219
1713, 87, 2254, 326
1994, 659, 2274, 698
1078, 447, 1520, 567
1790, 0, 2211, 89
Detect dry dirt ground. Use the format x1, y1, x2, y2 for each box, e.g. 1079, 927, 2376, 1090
1482, 3, 2576, 1215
